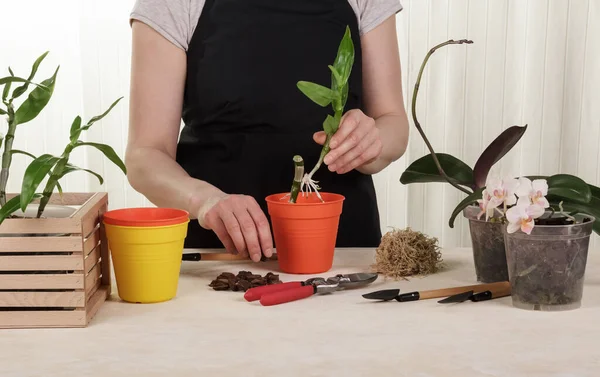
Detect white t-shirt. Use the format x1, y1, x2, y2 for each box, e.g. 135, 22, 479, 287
130, 0, 403, 51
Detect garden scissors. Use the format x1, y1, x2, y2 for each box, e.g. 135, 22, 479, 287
244, 273, 378, 306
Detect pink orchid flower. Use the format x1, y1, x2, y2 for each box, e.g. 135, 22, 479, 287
516, 177, 549, 208
506, 197, 545, 234
476, 189, 494, 220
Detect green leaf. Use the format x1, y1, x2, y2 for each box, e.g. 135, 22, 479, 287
449, 187, 485, 228
322, 115, 339, 134
297, 81, 336, 107
59, 163, 104, 185
69, 116, 82, 143
546, 174, 592, 204
0, 193, 43, 224
328, 65, 343, 87
13, 66, 59, 126
553, 185, 600, 235
75, 142, 127, 174
80, 96, 124, 132
332, 26, 355, 86
0, 76, 46, 87
11, 149, 37, 159
472, 125, 527, 188
400, 153, 475, 188
0, 108, 7, 115
11, 51, 49, 99
20, 154, 61, 211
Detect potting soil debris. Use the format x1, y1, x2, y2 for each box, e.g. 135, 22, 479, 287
372, 227, 443, 279
209, 271, 282, 292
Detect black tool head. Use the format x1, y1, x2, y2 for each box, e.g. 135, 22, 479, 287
438, 290, 474, 304
362, 289, 400, 301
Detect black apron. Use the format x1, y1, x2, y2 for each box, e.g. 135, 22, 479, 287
176, 0, 382, 249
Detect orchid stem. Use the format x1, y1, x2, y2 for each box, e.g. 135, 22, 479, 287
289, 155, 304, 203
411, 39, 473, 196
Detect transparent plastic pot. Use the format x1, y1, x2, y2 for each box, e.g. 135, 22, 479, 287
503, 213, 595, 311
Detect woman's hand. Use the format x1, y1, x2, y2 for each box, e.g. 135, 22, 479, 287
197, 192, 274, 262
313, 109, 383, 174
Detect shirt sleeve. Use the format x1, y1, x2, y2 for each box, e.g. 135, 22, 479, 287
130, 0, 193, 51
357, 0, 403, 36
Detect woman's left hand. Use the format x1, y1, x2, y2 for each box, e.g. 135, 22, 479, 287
313, 109, 383, 174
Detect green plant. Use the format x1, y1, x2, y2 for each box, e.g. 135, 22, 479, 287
286, 26, 355, 203
0, 51, 59, 206
0, 97, 127, 224
400, 39, 600, 235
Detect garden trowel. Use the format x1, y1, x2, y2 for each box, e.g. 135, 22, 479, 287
362, 281, 511, 302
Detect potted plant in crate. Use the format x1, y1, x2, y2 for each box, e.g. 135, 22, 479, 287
265, 26, 353, 274
0, 52, 127, 328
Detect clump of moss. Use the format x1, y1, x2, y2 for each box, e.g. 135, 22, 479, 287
372, 228, 443, 279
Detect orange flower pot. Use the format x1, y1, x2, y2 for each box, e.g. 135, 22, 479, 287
265, 192, 344, 274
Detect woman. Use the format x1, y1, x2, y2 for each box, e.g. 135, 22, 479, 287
126, 0, 409, 263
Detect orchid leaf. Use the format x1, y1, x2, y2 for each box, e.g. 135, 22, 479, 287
297, 81, 336, 107
323, 115, 338, 135
553, 185, 600, 235
449, 187, 485, 228
0, 193, 43, 224
20, 154, 61, 211
400, 153, 475, 189
545, 174, 592, 204
13, 66, 59, 126
332, 26, 354, 86
472, 125, 528, 188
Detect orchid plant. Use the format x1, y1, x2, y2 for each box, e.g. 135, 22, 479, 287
399, 39, 600, 236
285, 26, 354, 203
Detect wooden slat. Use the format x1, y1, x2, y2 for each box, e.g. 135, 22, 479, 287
84, 245, 101, 272
99, 223, 111, 291
85, 264, 101, 292
0, 309, 86, 328
0, 274, 84, 289
86, 278, 101, 298
0, 236, 83, 252
86, 286, 109, 325
78, 193, 108, 238
83, 227, 101, 256
0, 218, 82, 235
0, 255, 83, 271
0, 291, 85, 307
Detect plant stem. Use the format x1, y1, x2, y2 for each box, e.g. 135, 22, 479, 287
309, 133, 332, 178
0, 105, 16, 206
289, 155, 304, 203
411, 39, 473, 196
36, 149, 70, 218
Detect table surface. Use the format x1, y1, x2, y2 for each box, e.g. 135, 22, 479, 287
1, 247, 599, 377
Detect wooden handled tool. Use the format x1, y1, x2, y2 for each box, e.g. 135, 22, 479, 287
438, 281, 512, 303
362, 281, 511, 302
182, 252, 278, 262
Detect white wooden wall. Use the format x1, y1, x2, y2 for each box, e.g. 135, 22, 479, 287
1, 0, 598, 249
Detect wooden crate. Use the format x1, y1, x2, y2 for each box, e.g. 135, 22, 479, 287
0, 192, 111, 328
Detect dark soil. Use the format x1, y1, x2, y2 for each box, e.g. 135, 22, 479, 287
505, 222, 592, 310
467, 218, 509, 283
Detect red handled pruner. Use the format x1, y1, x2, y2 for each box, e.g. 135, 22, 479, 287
243, 273, 378, 306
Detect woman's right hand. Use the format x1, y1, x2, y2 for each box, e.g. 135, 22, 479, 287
197, 193, 274, 262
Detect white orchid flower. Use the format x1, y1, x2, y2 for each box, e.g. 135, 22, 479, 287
506, 196, 545, 234
476, 189, 495, 220
516, 177, 549, 208
484, 175, 519, 211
